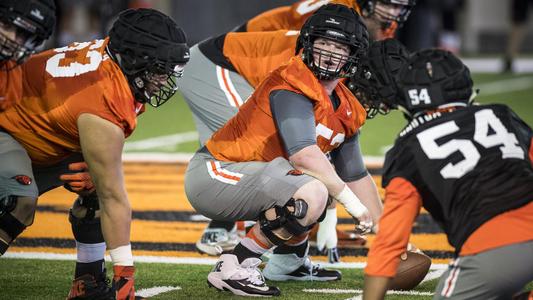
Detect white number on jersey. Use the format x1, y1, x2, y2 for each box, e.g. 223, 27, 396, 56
408, 88, 432, 105
417, 108, 525, 179
316, 123, 345, 146
296, 0, 331, 15
46, 39, 105, 78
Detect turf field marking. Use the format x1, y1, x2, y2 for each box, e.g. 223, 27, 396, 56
136, 286, 181, 297
303, 288, 433, 296
476, 76, 533, 96
421, 269, 446, 283
4, 251, 449, 269
124, 131, 198, 151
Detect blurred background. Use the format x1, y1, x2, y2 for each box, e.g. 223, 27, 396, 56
48, 0, 533, 71
43, 0, 533, 157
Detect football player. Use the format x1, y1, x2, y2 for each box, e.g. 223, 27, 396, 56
0, 8, 189, 300
184, 4, 376, 296
182, 27, 380, 283
191, 0, 416, 263
362, 49, 533, 299
0, 0, 56, 111
237, 0, 416, 40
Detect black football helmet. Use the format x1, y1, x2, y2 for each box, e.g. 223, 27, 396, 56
349, 38, 410, 119
296, 3, 369, 80
395, 49, 474, 118
358, 0, 416, 29
0, 0, 56, 66
108, 8, 190, 107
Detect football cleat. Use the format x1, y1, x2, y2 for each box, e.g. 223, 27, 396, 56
207, 254, 281, 297
66, 274, 113, 300
112, 266, 141, 300
196, 227, 241, 256
263, 253, 341, 281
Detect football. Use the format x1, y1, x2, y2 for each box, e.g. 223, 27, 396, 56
389, 250, 432, 290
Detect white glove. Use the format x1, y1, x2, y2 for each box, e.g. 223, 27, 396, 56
316, 207, 338, 252
334, 185, 373, 234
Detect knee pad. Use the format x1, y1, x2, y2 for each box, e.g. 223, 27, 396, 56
0, 196, 27, 241
69, 191, 104, 244
75, 191, 100, 219
259, 198, 313, 246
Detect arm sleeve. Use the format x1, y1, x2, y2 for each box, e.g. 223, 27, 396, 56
269, 89, 316, 156
365, 177, 422, 277
330, 132, 368, 182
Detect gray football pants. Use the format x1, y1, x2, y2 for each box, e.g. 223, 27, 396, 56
179, 44, 254, 146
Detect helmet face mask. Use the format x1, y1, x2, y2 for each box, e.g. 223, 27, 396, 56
296, 4, 369, 81
134, 64, 185, 107
349, 38, 410, 119
309, 38, 354, 80
359, 0, 416, 29
0, 0, 56, 66
108, 8, 190, 107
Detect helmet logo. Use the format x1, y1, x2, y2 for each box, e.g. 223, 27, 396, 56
325, 17, 340, 25
31, 9, 44, 21
12, 175, 32, 185
325, 30, 345, 39
426, 62, 433, 78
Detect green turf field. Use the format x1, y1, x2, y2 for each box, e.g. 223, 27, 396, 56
1, 259, 531, 299
127, 73, 533, 156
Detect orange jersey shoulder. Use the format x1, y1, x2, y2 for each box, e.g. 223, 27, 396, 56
0, 38, 138, 165
246, 0, 360, 32
223, 30, 299, 87
0, 61, 23, 112
206, 56, 365, 162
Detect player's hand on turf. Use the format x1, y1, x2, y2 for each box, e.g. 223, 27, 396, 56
59, 162, 96, 196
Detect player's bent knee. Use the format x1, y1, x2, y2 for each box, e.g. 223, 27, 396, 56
259, 198, 313, 245
9, 196, 37, 226
293, 180, 329, 223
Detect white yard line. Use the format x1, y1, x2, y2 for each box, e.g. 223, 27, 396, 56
3, 251, 449, 269
136, 286, 181, 298
421, 269, 446, 283
476, 76, 533, 96
124, 131, 198, 151
304, 288, 434, 296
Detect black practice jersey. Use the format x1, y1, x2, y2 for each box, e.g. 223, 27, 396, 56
382, 104, 533, 252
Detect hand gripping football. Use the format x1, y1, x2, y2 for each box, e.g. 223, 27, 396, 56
389, 250, 431, 290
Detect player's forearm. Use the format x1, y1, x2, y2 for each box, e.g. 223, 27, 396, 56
347, 175, 383, 224
289, 145, 345, 196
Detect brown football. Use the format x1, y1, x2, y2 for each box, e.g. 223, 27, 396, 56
389, 251, 432, 290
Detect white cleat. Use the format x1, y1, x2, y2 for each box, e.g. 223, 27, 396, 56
207, 254, 281, 297
263, 253, 341, 281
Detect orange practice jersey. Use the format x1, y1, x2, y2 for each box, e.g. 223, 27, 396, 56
0, 38, 142, 166
223, 30, 299, 87
245, 0, 397, 39
206, 56, 366, 162
0, 61, 23, 112
246, 0, 360, 32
